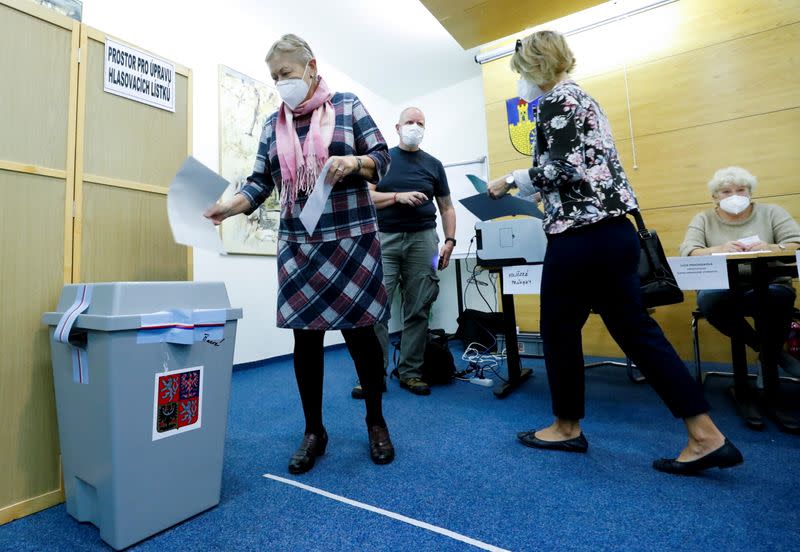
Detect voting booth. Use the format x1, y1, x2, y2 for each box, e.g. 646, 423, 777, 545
43, 282, 241, 550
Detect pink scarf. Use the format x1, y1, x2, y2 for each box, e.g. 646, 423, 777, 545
275, 76, 335, 210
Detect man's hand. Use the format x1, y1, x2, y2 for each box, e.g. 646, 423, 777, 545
438, 240, 454, 270
396, 191, 427, 206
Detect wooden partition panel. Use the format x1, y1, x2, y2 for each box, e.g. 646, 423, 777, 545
74, 27, 191, 283
81, 183, 187, 282
0, 0, 77, 523
482, 0, 800, 362
0, 171, 67, 517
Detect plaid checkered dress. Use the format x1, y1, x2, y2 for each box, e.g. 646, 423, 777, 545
239, 92, 391, 330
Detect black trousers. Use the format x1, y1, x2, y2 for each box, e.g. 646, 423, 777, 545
540, 216, 709, 420
293, 326, 386, 435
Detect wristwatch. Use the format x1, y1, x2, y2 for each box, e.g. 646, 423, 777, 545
445, 237, 457, 247
505, 174, 517, 188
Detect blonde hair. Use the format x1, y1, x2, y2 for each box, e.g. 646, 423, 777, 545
265, 34, 314, 64
510, 30, 576, 85
707, 166, 758, 196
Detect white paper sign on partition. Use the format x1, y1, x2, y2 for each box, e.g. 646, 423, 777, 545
104, 37, 176, 112
502, 265, 542, 294
666, 256, 729, 290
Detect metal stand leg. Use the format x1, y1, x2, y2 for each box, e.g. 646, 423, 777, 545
493, 282, 532, 398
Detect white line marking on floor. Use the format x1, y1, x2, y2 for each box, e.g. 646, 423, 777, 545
263, 473, 511, 552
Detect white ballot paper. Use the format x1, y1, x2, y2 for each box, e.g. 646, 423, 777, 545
167, 157, 228, 253
299, 158, 335, 236
502, 265, 543, 294
667, 255, 729, 290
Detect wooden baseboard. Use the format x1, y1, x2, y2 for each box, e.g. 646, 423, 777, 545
0, 488, 64, 526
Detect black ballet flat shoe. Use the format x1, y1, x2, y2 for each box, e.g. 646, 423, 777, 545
288, 430, 328, 474
368, 425, 395, 465
516, 430, 588, 453
652, 438, 743, 475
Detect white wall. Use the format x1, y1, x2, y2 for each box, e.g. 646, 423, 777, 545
81, 1, 488, 364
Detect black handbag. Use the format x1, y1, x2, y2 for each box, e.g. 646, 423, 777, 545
630, 210, 684, 308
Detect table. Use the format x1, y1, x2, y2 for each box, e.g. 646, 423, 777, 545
721, 251, 799, 432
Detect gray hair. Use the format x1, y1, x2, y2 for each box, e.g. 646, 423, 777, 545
707, 166, 758, 196
265, 34, 314, 64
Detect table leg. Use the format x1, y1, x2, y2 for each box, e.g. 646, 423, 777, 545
494, 283, 532, 398
728, 335, 764, 430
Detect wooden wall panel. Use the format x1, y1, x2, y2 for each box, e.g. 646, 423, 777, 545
627, 23, 800, 137
80, 184, 188, 283
0, 171, 65, 509
0, 3, 72, 169
621, 109, 800, 211
82, 38, 189, 189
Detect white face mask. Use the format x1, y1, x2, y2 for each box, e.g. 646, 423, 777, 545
400, 124, 424, 148
276, 62, 310, 110
719, 194, 751, 215
517, 77, 544, 103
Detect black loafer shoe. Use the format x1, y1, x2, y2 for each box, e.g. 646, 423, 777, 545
288, 430, 328, 474
517, 430, 588, 453
368, 425, 395, 465
653, 438, 743, 475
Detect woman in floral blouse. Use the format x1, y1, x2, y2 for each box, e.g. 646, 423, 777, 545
206, 34, 394, 474
489, 30, 741, 475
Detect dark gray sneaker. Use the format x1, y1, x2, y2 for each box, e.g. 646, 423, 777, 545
399, 377, 431, 396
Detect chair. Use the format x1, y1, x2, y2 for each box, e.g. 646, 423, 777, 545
585, 357, 645, 383
691, 308, 800, 385
584, 308, 647, 384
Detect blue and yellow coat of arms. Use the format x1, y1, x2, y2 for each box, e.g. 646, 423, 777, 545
506, 97, 539, 156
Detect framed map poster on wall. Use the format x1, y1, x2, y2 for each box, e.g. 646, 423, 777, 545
217, 65, 281, 255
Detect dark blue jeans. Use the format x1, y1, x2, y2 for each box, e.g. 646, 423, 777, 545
696, 285, 796, 356
540, 217, 709, 420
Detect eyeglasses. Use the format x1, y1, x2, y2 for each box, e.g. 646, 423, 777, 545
515, 39, 522, 52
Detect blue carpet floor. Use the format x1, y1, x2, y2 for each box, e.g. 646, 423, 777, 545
2, 343, 799, 551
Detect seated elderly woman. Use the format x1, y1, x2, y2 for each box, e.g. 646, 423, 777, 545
680, 166, 800, 376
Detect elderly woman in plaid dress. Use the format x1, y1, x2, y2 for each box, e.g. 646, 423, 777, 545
205, 34, 394, 474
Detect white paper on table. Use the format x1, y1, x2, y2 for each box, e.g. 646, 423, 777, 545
711, 250, 770, 256
167, 157, 228, 253
736, 234, 761, 245
502, 265, 542, 294
667, 256, 729, 290
299, 159, 335, 236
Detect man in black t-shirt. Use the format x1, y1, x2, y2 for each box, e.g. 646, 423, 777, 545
352, 107, 456, 398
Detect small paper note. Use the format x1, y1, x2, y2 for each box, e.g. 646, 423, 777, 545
502, 265, 543, 294
298, 159, 335, 235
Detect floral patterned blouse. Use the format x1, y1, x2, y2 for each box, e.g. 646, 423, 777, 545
516, 80, 639, 234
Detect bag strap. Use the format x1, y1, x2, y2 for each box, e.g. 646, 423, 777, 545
630, 209, 652, 239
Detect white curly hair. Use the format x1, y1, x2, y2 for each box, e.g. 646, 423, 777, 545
707, 166, 758, 196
